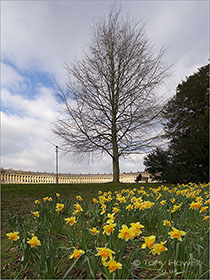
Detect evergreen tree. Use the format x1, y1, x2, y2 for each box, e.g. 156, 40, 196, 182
144, 64, 209, 183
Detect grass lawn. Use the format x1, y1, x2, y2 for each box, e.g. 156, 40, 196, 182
2, 182, 208, 279
1, 182, 163, 279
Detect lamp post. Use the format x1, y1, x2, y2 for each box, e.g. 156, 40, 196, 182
44, 138, 60, 184
55, 145, 59, 184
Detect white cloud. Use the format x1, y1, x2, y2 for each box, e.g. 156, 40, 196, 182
1, 1, 106, 84
2, 87, 58, 120
1, 62, 25, 90
1, 87, 113, 173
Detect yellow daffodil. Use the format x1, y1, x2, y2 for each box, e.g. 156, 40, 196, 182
189, 201, 197, 209
103, 223, 116, 236
48, 197, 53, 201
149, 241, 168, 255
130, 222, 144, 237
43, 197, 49, 201
134, 202, 141, 209
6, 232, 19, 241
141, 235, 156, 249
117, 196, 126, 203
160, 200, 166, 205
205, 199, 210, 205
33, 211, 39, 217
74, 203, 83, 212
34, 200, 40, 204
99, 196, 107, 203
131, 197, 137, 203
56, 193, 60, 197
126, 204, 133, 211
70, 249, 85, 259
103, 259, 122, 272
168, 227, 186, 241
112, 207, 120, 213
118, 225, 135, 241
95, 247, 115, 261
163, 220, 171, 226
65, 217, 76, 225
90, 227, 99, 235
76, 195, 83, 201
106, 213, 115, 224
200, 206, 208, 213
196, 196, 203, 202
203, 216, 209, 221
100, 204, 107, 215
190, 201, 203, 210
92, 198, 98, 203
195, 201, 202, 209
56, 203, 64, 212
27, 236, 41, 247
171, 204, 181, 213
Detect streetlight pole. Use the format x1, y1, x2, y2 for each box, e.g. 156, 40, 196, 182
56, 145, 59, 184
44, 138, 60, 184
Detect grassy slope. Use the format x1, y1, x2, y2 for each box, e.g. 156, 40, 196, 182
1, 182, 166, 278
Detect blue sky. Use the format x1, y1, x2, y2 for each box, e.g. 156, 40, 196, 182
1, 0, 209, 174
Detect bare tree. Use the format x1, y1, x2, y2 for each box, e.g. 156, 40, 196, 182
54, 7, 170, 182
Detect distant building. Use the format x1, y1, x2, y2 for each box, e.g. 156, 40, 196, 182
0, 167, 154, 184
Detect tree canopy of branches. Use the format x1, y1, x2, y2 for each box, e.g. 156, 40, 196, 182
54, 7, 169, 182
144, 64, 209, 183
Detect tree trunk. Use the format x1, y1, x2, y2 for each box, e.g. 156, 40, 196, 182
112, 109, 120, 182
112, 154, 120, 183
112, 131, 120, 182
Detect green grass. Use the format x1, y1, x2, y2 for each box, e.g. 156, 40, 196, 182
1, 182, 164, 279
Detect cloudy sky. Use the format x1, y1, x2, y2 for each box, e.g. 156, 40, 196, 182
1, 0, 209, 175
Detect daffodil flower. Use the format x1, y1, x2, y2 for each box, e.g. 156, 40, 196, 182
103, 259, 122, 272
168, 227, 186, 241
6, 232, 19, 241
141, 235, 156, 249
69, 249, 85, 259
95, 247, 115, 261
27, 236, 41, 247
